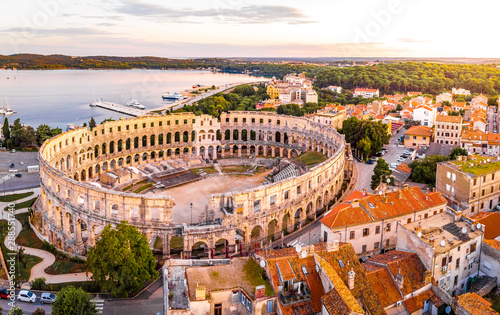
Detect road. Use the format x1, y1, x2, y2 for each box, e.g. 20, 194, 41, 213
0, 291, 52, 314
102, 287, 164, 315
487, 106, 498, 134
354, 128, 408, 193
148, 80, 265, 113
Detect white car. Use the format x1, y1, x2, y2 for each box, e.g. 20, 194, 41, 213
397, 157, 405, 162
17, 290, 37, 303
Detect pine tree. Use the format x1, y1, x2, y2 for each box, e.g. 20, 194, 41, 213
2, 117, 9, 140
89, 117, 96, 129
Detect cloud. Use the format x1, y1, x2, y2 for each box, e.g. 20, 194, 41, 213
113, 0, 316, 25
0, 27, 114, 37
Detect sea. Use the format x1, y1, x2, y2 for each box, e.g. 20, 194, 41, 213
0, 69, 266, 129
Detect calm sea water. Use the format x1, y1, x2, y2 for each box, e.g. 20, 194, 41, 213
0, 69, 266, 128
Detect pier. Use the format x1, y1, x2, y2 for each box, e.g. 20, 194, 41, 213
90, 101, 147, 117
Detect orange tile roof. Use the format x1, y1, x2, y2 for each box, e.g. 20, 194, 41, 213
276, 258, 296, 282
453, 101, 466, 108
404, 125, 432, 137
484, 239, 500, 251
365, 251, 427, 296
396, 163, 412, 174
436, 115, 462, 123
471, 212, 500, 239
321, 187, 447, 229
461, 129, 487, 141
365, 266, 402, 308
355, 88, 378, 92
403, 289, 435, 314
457, 292, 499, 315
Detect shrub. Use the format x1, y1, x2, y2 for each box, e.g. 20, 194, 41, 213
8, 306, 23, 315
32, 308, 46, 315
31, 277, 46, 290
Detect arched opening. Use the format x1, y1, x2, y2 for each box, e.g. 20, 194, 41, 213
142, 153, 148, 161
118, 157, 124, 167
117, 139, 123, 152
109, 141, 115, 154
150, 134, 155, 146
175, 148, 180, 156
250, 226, 263, 245
183, 131, 189, 142
159, 150, 164, 158
126, 156, 131, 164
316, 196, 323, 213
215, 239, 228, 258
101, 143, 107, 155
250, 130, 256, 141
191, 241, 208, 259
167, 133, 172, 144
175, 132, 180, 142
94, 145, 99, 158
151, 151, 156, 159
191, 131, 195, 142
134, 154, 139, 162
169, 236, 184, 258
241, 129, 248, 141
275, 131, 281, 143
224, 130, 230, 140
294, 208, 302, 231
268, 219, 278, 242
134, 137, 139, 149
152, 236, 163, 253
158, 133, 164, 145
233, 129, 239, 141
126, 138, 131, 150
110, 159, 116, 169
142, 135, 147, 147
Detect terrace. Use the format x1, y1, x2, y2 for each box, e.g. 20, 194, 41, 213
451, 155, 500, 176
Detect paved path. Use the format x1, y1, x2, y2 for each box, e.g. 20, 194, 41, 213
1, 189, 91, 285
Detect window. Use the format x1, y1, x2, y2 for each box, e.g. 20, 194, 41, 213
374, 242, 380, 249
375, 226, 380, 234
184, 119, 187, 124
324, 231, 328, 242
413, 136, 416, 139
101, 129, 104, 134
242, 118, 246, 123
456, 258, 460, 269
234, 118, 238, 123
441, 257, 447, 267
363, 228, 369, 237
214, 304, 222, 315
159, 121, 162, 126
150, 122, 154, 127
260, 118, 263, 123
252, 118, 255, 123
284, 190, 289, 200
470, 243, 477, 253
134, 124, 138, 129
447, 171, 451, 179
297, 186, 301, 195
118, 126, 121, 132
349, 231, 355, 240
407, 218, 412, 224
386, 223, 391, 231
270, 195, 276, 205
482, 189, 485, 196
142, 123, 146, 128
167, 121, 170, 125
175, 120, 179, 125
454, 275, 458, 286
267, 300, 273, 313
424, 213, 428, 219
386, 239, 390, 247
362, 245, 367, 253
493, 174, 495, 181
473, 192, 476, 198
473, 178, 477, 186
192, 119, 195, 123
226, 118, 230, 123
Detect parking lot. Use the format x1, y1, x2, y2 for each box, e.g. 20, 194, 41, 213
0, 151, 40, 192
354, 128, 409, 193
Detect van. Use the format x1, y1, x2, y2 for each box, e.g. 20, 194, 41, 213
390, 163, 398, 169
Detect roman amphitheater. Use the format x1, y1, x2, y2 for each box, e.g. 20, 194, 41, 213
33, 111, 349, 259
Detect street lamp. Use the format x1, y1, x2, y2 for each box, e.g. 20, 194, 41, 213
190, 203, 193, 225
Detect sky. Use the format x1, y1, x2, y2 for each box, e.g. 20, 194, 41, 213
0, 0, 498, 58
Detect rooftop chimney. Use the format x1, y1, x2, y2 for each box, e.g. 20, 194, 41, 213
351, 199, 360, 208
195, 285, 206, 301
255, 285, 266, 299
403, 184, 409, 191
327, 240, 339, 252
348, 269, 355, 290
398, 189, 403, 199
395, 273, 404, 290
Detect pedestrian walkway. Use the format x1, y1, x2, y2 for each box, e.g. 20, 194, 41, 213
93, 298, 105, 314
1, 189, 91, 285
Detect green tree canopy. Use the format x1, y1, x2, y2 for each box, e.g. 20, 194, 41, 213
2, 117, 9, 140
89, 117, 97, 129
449, 147, 468, 160
87, 222, 158, 298
52, 286, 97, 315
370, 158, 393, 190
409, 155, 450, 186
339, 117, 390, 157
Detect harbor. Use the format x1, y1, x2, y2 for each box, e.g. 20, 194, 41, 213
89, 101, 147, 117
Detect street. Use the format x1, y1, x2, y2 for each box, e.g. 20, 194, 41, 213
488, 106, 498, 134
354, 128, 408, 193
0, 294, 52, 314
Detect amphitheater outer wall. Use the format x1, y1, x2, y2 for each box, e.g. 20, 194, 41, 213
34, 111, 347, 257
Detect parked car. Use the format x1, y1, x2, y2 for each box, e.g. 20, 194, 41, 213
403, 150, 411, 155
9, 163, 14, 168
15, 173, 22, 178
397, 157, 405, 162
17, 290, 36, 303
366, 160, 374, 164
0, 289, 12, 299
40, 292, 56, 304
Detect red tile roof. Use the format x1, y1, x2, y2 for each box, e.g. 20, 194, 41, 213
457, 293, 499, 315
403, 289, 435, 314
436, 115, 462, 123
404, 125, 432, 137
365, 266, 402, 308
471, 212, 500, 239
320, 187, 447, 229
484, 239, 500, 252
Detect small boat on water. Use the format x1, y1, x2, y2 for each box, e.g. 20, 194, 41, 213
162, 92, 186, 101
127, 99, 145, 109
0, 99, 16, 116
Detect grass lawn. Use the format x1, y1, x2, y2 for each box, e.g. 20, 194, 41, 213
221, 165, 252, 173
0, 192, 34, 202
134, 182, 153, 193
0, 220, 42, 283
45, 257, 87, 275
122, 179, 147, 191
190, 167, 218, 175
170, 236, 183, 249
3, 197, 37, 211
243, 258, 275, 297
295, 151, 327, 166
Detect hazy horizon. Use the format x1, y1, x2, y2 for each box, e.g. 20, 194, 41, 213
1, 0, 498, 58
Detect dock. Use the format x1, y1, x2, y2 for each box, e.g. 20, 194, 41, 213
90, 101, 147, 117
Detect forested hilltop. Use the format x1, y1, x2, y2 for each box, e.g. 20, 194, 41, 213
0, 54, 323, 77
315, 62, 500, 94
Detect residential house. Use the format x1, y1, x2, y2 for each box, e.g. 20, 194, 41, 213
434, 115, 463, 145
436, 155, 500, 215
396, 210, 484, 296
454, 292, 499, 315
320, 186, 447, 258
404, 126, 432, 148
436, 93, 453, 104
354, 88, 379, 98
460, 130, 488, 155
452, 102, 466, 112
312, 105, 348, 130
186, 257, 277, 315
413, 105, 436, 127
452, 88, 471, 96
487, 134, 500, 156
326, 86, 342, 93
400, 108, 414, 120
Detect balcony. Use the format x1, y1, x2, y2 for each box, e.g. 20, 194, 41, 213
278, 282, 311, 305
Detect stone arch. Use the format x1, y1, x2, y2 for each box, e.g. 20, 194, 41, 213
282, 213, 290, 235
158, 133, 164, 145
316, 195, 323, 212
110, 159, 116, 169
215, 238, 228, 257
150, 134, 155, 146
224, 130, 230, 140
192, 241, 208, 259
118, 157, 124, 167
183, 131, 189, 143
251, 225, 263, 244
267, 219, 278, 242
151, 151, 156, 159
275, 131, 281, 143
142, 135, 147, 147
142, 153, 148, 161
134, 154, 140, 162
101, 143, 107, 155
306, 202, 314, 219
94, 145, 99, 158
241, 129, 248, 141
159, 150, 164, 158
117, 139, 123, 152
134, 137, 139, 149
167, 132, 172, 144
109, 141, 115, 154
81, 170, 86, 181
175, 132, 180, 142
294, 208, 303, 231
126, 138, 131, 150
126, 156, 131, 164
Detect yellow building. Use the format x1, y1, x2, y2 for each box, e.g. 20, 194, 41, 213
266, 84, 282, 99
404, 125, 432, 148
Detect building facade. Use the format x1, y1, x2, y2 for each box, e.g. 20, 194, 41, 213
434, 115, 462, 145
404, 125, 432, 148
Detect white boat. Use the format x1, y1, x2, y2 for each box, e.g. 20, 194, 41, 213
127, 99, 145, 110
162, 92, 186, 100
0, 98, 16, 115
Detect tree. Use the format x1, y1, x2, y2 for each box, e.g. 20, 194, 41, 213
52, 286, 97, 315
2, 117, 9, 140
442, 101, 451, 107
396, 104, 403, 111
487, 96, 498, 106
339, 118, 390, 157
35, 124, 54, 146
8, 306, 23, 315
370, 158, 392, 190
357, 137, 371, 160
89, 117, 97, 129
17, 247, 27, 268
87, 222, 158, 298
32, 308, 46, 315
449, 147, 467, 160
409, 155, 450, 186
